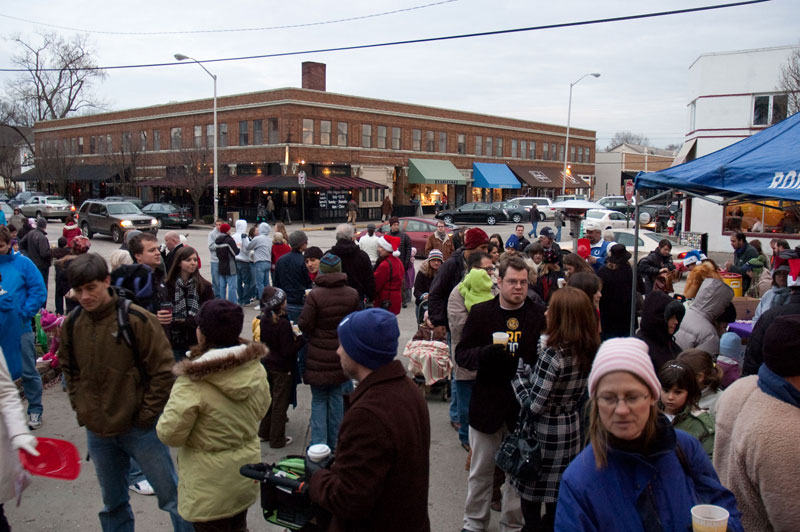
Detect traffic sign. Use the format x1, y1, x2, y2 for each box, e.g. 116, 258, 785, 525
298, 170, 306, 186
624, 179, 634, 201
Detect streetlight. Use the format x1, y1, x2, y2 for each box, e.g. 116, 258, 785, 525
174, 53, 219, 220
562, 72, 600, 195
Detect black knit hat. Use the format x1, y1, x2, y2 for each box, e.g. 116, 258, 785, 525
196, 299, 243, 347
304, 246, 323, 261
260, 286, 286, 313
764, 315, 800, 377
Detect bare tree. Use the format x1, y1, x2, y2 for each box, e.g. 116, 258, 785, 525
171, 146, 214, 220
103, 131, 142, 196
1, 32, 107, 153
777, 46, 800, 116
34, 139, 74, 197
665, 143, 682, 152
606, 131, 651, 151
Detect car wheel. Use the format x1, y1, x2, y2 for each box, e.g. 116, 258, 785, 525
487, 215, 497, 225
81, 223, 94, 239
444, 215, 454, 224
539, 212, 546, 222
111, 225, 123, 243
512, 214, 522, 223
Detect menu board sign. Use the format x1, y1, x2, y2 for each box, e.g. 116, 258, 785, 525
318, 191, 349, 210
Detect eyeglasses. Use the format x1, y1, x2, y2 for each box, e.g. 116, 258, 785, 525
596, 393, 650, 409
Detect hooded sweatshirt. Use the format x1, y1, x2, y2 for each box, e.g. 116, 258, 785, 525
636, 290, 684, 372
157, 342, 270, 521
674, 278, 734, 355
233, 219, 251, 263
458, 269, 494, 311
245, 222, 273, 263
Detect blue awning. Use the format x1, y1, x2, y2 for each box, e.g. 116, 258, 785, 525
472, 163, 521, 189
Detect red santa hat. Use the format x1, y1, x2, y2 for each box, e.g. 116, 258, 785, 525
379, 234, 401, 257
788, 258, 800, 288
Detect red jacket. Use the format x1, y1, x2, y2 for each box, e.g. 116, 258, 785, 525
373, 255, 403, 315
62, 223, 81, 247
271, 243, 291, 272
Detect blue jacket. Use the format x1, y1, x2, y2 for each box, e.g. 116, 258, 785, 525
0, 251, 47, 379
273, 250, 311, 306
556, 419, 742, 532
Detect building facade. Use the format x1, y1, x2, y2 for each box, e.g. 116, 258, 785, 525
595, 143, 676, 199
683, 46, 799, 251
29, 62, 596, 221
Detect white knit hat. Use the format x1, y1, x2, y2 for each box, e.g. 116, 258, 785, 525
588, 337, 660, 400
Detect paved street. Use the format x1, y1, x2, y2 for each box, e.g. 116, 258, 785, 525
6, 218, 479, 532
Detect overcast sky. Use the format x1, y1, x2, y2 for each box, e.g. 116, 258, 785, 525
0, 0, 795, 149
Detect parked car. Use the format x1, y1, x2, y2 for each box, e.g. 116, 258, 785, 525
561, 228, 692, 266
435, 202, 507, 225
141, 202, 193, 228
10, 191, 44, 208
103, 195, 144, 209
354, 217, 456, 258
555, 194, 587, 202
507, 197, 555, 221
76, 200, 158, 243
581, 209, 631, 230
19, 195, 76, 221
0, 194, 9, 202
638, 205, 672, 232
491, 201, 525, 223
0, 202, 12, 220
597, 196, 635, 216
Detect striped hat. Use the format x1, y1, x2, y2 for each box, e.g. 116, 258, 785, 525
588, 337, 660, 400
427, 249, 444, 262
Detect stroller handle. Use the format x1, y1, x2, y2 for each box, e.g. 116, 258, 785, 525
239, 464, 305, 492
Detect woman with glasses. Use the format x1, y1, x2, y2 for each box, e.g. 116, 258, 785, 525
555, 337, 743, 531
510, 287, 600, 531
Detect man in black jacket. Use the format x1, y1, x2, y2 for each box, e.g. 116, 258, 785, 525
743, 255, 800, 376
428, 227, 490, 331
20, 217, 52, 295
274, 230, 312, 321
637, 239, 676, 293
387, 217, 413, 307
455, 255, 546, 532
327, 223, 375, 305
162, 231, 183, 273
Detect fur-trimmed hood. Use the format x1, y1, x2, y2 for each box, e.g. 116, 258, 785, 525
174, 342, 266, 400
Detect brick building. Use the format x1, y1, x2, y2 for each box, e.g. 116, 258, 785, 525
29, 62, 596, 222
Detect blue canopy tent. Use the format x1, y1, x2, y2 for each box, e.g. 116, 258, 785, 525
627, 111, 800, 333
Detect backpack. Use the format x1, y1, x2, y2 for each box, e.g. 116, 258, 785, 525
110, 264, 154, 305
64, 288, 149, 386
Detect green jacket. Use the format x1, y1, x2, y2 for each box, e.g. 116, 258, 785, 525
157, 342, 270, 522
672, 407, 715, 459
59, 291, 175, 437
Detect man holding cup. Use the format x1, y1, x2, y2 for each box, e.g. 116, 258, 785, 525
455, 255, 546, 532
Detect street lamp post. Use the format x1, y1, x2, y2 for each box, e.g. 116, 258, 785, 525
562, 72, 600, 195
174, 53, 219, 221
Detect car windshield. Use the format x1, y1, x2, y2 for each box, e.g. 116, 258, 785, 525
46, 197, 69, 204
643, 233, 663, 244
107, 203, 141, 215
586, 211, 603, 219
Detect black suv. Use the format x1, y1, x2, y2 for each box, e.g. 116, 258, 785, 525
76, 200, 158, 243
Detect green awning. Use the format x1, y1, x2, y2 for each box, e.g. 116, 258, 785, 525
408, 158, 467, 186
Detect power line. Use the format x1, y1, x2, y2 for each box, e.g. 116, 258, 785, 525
0, 0, 769, 72
0, 0, 458, 36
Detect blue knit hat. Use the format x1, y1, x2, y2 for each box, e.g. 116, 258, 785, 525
337, 308, 399, 370
319, 252, 342, 274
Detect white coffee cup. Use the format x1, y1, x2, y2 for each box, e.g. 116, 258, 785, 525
307, 443, 331, 462
691, 504, 729, 532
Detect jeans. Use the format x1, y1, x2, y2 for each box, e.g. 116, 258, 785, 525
555, 225, 562, 241
528, 220, 539, 238
235, 260, 253, 305
253, 261, 271, 302
455, 379, 475, 446
210, 261, 220, 298
20, 331, 42, 416
309, 381, 353, 447
449, 372, 459, 424
127, 459, 145, 485
219, 274, 237, 303
86, 426, 193, 532
37, 266, 49, 301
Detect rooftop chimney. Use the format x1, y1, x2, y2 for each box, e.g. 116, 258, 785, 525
302, 62, 326, 91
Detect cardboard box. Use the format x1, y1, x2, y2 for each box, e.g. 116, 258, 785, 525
732, 296, 760, 321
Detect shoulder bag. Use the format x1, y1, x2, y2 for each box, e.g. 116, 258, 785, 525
495, 401, 542, 482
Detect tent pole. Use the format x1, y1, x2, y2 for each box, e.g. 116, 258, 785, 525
630, 190, 641, 336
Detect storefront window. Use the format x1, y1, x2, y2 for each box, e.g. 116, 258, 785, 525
413, 184, 448, 206
724, 201, 800, 235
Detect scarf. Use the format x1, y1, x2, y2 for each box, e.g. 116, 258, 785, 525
435, 230, 448, 242
173, 276, 200, 320
758, 364, 800, 408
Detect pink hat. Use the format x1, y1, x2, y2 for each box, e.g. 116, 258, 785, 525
588, 337, 660, 400
40, 310, 64, 332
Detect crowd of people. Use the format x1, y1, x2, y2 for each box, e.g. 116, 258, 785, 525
0, 208, 798, 532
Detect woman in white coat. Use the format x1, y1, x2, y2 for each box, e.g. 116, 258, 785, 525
0, 347, 39, 530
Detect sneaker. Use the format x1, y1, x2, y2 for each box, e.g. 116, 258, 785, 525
254, 305, 261, 312
27, 413, 42, 430
269, 436, 293, 449
129, 480, 155, 496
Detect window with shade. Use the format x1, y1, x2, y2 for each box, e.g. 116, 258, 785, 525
170, 128, 182, 150
439, 132, 447, 153
253, 120, 263, 145
475, 136, 482, 156
268, 118, 279, 144
529, 141, 536, 159
362, 124, 372, 148
140, 131, 147, 152
753, 94, 788, 126
392, 127, 402, 150
511, 139, 518, 158
495, 138, 502, 157
457, 134, 466, 154
412, 129, 421, 151
426, 131, 435, 152
320, 121, 331, 145
239, 121, 249, 146
302, 119, 314, 144
337, 122, 348, 146
194, 125, 203, 148
377, 126, 387, 149
486, 137, 493, 157
219, 123, 228, 147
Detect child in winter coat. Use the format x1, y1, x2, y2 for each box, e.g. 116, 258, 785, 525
252, 287, 305, 449
38, 310, 64, 369
658, 361, 715, 459
677, 348, 724, 417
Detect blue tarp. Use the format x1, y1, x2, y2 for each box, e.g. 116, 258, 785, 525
472, 163, 521, 189
635, 111, 800, 202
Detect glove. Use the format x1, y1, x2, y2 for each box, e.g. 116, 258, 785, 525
482, 343, 509, 358
12, 434, 39, 457
304, 454, 334, 481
